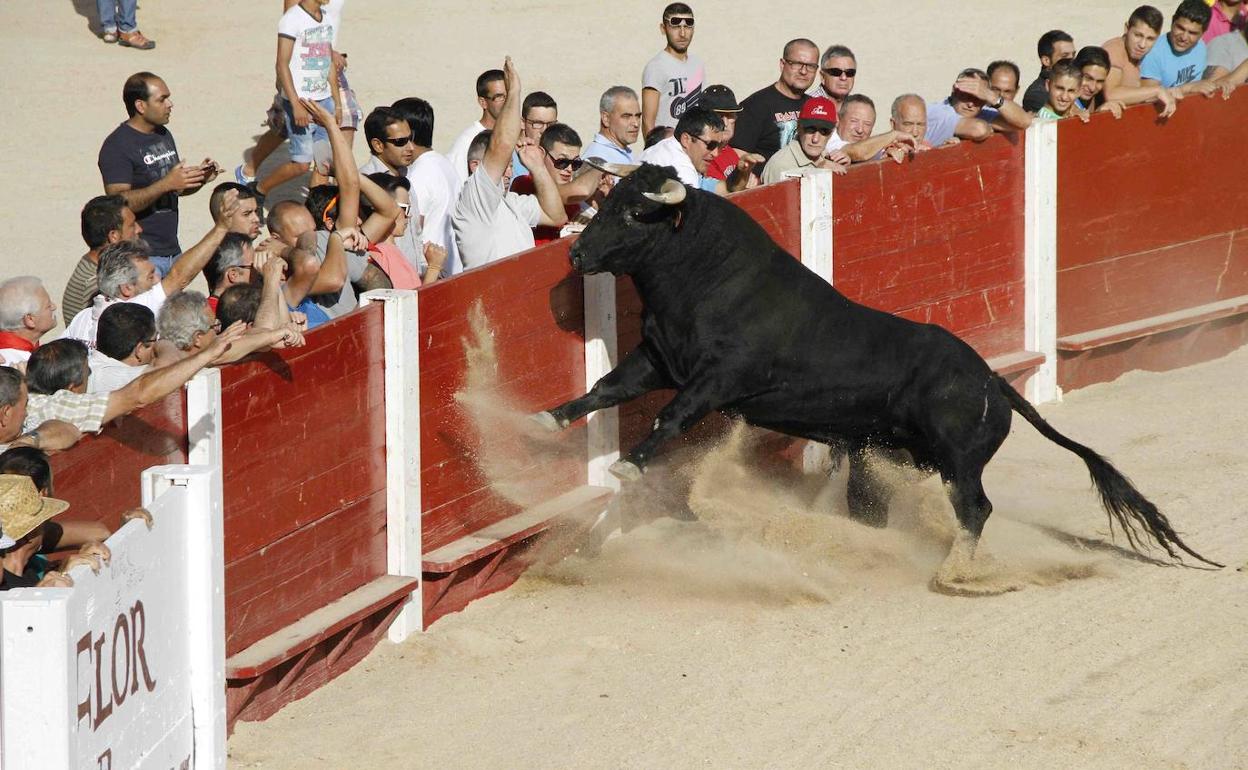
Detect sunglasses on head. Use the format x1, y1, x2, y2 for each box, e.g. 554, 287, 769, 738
382, 134, 416, 148
802, 125, 833, 136
397, 202, 411, 215
822, 67, 857, 78
550, 156, 585, 171
665, 16, 695, 26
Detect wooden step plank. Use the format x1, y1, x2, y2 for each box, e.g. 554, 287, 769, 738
422, 485, 614, 574
986, 350, 1046, 376
226, 574, 418, 680
1057, 295, 1248, 352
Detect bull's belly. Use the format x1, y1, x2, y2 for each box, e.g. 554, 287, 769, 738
724, 389, 899, 439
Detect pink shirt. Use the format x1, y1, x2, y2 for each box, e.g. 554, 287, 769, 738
367, 242, 422, 290
1205, 2, 1247, 42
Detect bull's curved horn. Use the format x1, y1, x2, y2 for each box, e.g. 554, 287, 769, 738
642, 179, 687, 205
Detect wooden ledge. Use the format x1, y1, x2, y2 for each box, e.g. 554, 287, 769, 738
1057, 295, 1248, 353
422, 485, 615, 574
986, 350, 1046, 376
225, 574, 418, 680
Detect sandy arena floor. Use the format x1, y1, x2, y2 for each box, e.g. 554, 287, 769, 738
229, 341, 1248, 769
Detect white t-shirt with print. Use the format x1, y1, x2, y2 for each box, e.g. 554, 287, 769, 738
277, 4, 336, 101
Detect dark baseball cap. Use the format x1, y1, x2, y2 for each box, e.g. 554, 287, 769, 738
701, 84, 741, 113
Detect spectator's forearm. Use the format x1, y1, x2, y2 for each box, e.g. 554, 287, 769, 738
530, 165, 568, 227
163, 223, 229, 294
108, 344, 213, 422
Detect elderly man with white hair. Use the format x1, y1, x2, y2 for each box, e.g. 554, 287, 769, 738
0, 278, 59, 367
61, 189, 241, 347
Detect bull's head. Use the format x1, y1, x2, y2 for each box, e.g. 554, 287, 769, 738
568, 163, 688, 276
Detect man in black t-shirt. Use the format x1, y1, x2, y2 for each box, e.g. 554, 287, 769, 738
732, 38, 820, 162
98, 72, 222, 277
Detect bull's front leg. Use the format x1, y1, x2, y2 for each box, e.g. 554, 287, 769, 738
610, 379, 718, 482
533, 347, 668, 431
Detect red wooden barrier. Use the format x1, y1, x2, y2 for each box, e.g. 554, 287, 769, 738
416, 241, 591, 625
833, 134, 1030, 367
219, 304, 389, 724
1056, 91, 1248, 389
47, 395, 187, 526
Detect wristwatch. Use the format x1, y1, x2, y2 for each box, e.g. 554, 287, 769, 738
991, 94, 1006, 109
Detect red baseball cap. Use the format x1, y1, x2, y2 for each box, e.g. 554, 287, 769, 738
798, 96, 837, 129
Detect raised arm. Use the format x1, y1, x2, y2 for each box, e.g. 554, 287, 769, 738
517, 141, 568, 228
482, 57, 522, 183
252, 248, 292, 329
357, 173, 401, 244
160, 189, 238, 294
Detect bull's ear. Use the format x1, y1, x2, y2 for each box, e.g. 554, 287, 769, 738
642, 179, 687, 206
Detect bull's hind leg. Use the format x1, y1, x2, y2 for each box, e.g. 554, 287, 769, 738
534, 348, 668, 431
931, 470, 1006, 596
846, 445, 895, 528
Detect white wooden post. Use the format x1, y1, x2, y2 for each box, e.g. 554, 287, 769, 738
360, 290, 423, 640
0, 465, 225, 769
798, 170, 836, 473
185, 368, 223, 468
583, 273, 621, 491
1024, 120, 1061, 404
798, 170, 834, 285
143, 465, 226, 770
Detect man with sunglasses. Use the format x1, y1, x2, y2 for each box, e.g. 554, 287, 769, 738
642, 3, 705, 139
735, 39, 819, 162
761, 97, 846, 184
640, 106, 731, 193
359, 106, 427, 272
810, 44, 857, 111
510, 123, 602, 245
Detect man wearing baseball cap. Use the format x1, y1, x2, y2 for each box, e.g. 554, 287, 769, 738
702, 85, 765, 188
761, 96, 848, 183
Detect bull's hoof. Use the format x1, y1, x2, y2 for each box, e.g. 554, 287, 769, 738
530, 411, 567, 432
608, 459, 643, 482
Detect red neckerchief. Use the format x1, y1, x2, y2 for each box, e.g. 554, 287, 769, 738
0, 332, 37, 353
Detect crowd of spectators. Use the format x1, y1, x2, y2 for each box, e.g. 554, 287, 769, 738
3, 0, 1246, 584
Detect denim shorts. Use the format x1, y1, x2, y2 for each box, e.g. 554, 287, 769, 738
281, 96, 336, 163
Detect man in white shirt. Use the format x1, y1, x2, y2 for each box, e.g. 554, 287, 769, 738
61, 188, 239, 347
640, 106, 755, 195
88, 303, 156, 394
452, 58, 568, 269
0, 278, 59, 368
447, 69, 507, 185
393, 96, 465, 277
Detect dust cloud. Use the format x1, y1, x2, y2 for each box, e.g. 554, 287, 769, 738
455, 304, 1111, 604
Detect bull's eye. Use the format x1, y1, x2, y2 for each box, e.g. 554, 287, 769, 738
629, 207, 644, 220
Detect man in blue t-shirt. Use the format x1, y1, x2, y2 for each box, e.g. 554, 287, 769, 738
1140, 0, 1225, 95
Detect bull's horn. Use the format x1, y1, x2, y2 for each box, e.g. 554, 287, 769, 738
642, 179, 687, 205
583, 158, 639, 177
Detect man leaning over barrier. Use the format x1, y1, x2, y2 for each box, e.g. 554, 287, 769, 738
154, 291, 304, 368
0, 368, 81, 454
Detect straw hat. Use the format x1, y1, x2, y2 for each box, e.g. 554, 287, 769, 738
0, 475, 69, 544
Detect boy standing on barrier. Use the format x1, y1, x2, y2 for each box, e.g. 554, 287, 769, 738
1104, 5, 1181, 115
1035, 61, 1084, 120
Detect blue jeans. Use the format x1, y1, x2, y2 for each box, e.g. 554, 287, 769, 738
149, 254, 178, 279
97, 0, 138, 33
281, 96, 336, 163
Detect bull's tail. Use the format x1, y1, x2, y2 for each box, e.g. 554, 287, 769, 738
994, 376, 1222, 568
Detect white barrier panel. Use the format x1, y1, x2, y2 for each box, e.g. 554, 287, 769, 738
0, 465, 225, 770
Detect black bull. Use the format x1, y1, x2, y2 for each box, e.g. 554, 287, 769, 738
535, 164, 1219, 577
